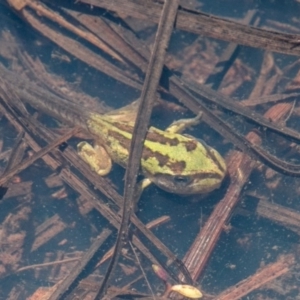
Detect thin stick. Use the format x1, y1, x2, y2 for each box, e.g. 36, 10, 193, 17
95, 0, 179, 297
0, 127, 78, 186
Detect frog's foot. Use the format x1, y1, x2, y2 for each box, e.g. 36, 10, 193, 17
77, 142, 112, 176
165, 112, 203, 134
132, 178, 152, 211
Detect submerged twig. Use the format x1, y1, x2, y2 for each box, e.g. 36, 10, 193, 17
181, 102, 292, 281
80, 0, 300, 56
95, 0, 180, 297
47, 229, 111, 300
0, 127, 79, 186
215, 254, 295, 300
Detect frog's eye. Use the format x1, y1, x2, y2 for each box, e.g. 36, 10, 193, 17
173, 175, 191, 184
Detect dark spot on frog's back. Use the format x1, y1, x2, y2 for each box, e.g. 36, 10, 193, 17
146, 131, 180, 146
168, 160, 186, 172
143, 147, 186, 172
184, 140, 197, 152
143, 147, 169, 167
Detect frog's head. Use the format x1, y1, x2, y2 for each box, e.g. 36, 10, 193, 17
142, 139, 227, 195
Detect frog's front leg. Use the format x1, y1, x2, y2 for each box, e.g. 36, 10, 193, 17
77, 141, 112, 176
166, 112, 202, 134
133, 177, 152, 200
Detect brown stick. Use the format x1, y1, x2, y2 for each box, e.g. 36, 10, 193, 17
0, 127, 79, 186
215, 254, 294, 300
182, 102, 293, 281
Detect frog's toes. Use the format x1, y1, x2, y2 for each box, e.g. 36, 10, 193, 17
77, 141, 112, 176
165, 112, 203, 134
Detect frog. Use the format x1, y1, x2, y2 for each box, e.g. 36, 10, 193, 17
19, 93, 226, 196
76, 102, 227, 196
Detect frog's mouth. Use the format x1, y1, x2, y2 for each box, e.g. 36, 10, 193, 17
147, 172, 226, 195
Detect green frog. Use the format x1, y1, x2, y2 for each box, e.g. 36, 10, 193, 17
18, 93, 226, 195
75, 101, 227, 195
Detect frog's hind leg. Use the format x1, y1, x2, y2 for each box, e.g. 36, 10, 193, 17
165, 112, 202, 134
77, 142, 112, 176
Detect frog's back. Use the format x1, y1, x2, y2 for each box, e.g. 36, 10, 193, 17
86, 112, 226, 194
86, 112, 218, 175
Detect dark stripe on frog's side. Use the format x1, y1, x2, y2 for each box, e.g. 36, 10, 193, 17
112, 122, 181, 146
107, 129, 186, 173
113, 121, 198, 152
107, 129, 131, 150
107, 121, 132, 134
